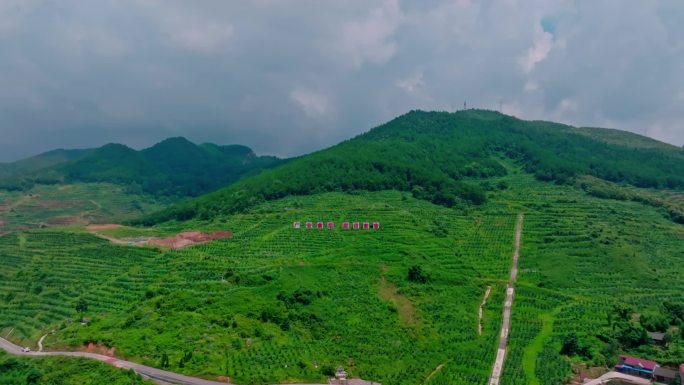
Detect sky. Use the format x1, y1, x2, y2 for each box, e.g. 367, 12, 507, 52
1, 0, 683, 162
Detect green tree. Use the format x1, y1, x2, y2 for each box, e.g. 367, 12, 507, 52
160, 353, 169, 368
617, 323, 649, 348
560, 332, 580, 356
26, 369, 42, 384
408, 265, 429, 283
75, 298, 88, 313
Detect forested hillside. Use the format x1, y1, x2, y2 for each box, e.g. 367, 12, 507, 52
0, 149, 92, 184
0, 137, 282, 197
137, 110, 684, 225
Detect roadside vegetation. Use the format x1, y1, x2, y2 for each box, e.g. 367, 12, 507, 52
0, 350, 153, 385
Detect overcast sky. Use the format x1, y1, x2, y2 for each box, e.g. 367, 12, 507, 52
1, 0, 683, 161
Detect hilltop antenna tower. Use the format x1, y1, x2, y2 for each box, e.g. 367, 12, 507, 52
499, 99, 503, 113
463, 101, 467, 110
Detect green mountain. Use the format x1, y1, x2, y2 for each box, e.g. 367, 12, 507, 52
2, 110, 684, 385
0, 138, 282, 197
139, 110, 684, 224
0, 148, 93, 181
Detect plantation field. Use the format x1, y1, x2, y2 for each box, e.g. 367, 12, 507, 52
1, 191, 516, 385
0, 183, 169, 232
492, 175, 684, 385
1, 173, 683, 385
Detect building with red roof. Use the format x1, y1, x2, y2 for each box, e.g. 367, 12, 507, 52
615, 355, 658, 378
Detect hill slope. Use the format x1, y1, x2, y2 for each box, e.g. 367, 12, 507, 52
0, 138, 282, 197
1, 111, 683, 385
138, 110, 684, 224
0, 148, 93, 183
2, 176, 683, 385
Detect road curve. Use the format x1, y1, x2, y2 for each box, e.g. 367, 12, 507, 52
583, 371, 650, 385
488, 213, 524, 385
0, 336, 233, 385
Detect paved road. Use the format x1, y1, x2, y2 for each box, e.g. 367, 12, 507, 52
583, 371, 650, 385
0, 336, 233, 385
488, 213, 524, 385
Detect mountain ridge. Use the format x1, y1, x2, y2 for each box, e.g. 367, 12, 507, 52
136, 109, 684, 225
0, 137, 283, 196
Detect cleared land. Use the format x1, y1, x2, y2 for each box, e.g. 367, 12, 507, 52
86, 225, 233, 249
0, 182, 168, 232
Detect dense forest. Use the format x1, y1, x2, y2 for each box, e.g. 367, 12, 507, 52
0, 138, 282, 197
136, 110, 684, 225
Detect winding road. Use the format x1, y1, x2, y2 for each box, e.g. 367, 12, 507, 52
0, 336, 233, 385
488, 213, 524, 385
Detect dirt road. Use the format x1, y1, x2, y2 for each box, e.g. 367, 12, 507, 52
488, 213, 524, 385
478, 286, 491, 336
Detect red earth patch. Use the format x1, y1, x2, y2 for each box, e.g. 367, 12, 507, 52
80, 342, 116, 357
148, 231, 233, 249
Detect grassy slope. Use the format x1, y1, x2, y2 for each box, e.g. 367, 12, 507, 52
0, 183, 169, 232
571, 126, 684, 155
1, 169, 683, 385
0, 149, 92, 179
2, 190, 514, 385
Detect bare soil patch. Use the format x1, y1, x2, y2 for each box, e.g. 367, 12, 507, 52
45, 215, 87, 226
148, 231, 233, 249
478, 286, 492, 335
88, 226, 233, 250
79, 342, 116, 357
379, 275, 419, 327
86, 224, 123, 231
569, 364, 609, 385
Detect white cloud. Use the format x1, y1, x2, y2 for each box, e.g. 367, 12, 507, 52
524, 81, 540, 92
2, 0, 684, 160
172, 23, 234, 54
338, 0, 402, 68
646, 120, 684, 147
519, 23, 554, 74
395, 71, 425, 94
290, 88, 332, 119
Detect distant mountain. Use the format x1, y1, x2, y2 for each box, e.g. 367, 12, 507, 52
0, 148, 93, 179
137, 110, 684, 224
0, 138, 282, 196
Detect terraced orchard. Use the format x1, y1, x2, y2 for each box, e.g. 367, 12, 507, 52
1, 174, 683, 385
1, 191, 516, 385
0, 182, 167, 233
